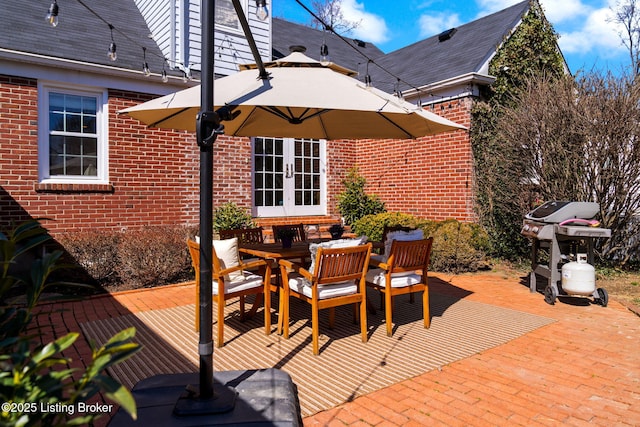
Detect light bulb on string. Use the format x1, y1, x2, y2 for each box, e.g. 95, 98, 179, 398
161, 61, 169, 82
107, 25, 117, 61
46, 0, 59, 27
142, 47, 151, 76
255, 0, 269, 21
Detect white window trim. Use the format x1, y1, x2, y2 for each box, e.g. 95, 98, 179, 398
37, 81, 109, 185
214, 0, 248, 35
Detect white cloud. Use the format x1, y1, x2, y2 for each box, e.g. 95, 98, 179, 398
418, 12, 463, 38
558, 7, 624, 57
539, 0, 586, 22
339, 0, 390, 44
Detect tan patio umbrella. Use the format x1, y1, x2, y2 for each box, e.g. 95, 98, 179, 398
119, 23, 465, 416
120, 51, 466, 139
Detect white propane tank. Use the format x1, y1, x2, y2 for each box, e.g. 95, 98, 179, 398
561, 253, 596, 296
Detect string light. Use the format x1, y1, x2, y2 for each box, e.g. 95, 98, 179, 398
320, 26, 330, 66
46, 0, 59, 27
142, 47, 151, 76
107, 24, 117, 61
255, 0, 269, 21
161, 59, 169, 82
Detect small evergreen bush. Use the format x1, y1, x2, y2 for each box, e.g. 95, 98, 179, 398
213, 202, 255, 233
337, 167, 386, 226
352, 212, 435, 242
352, 212, 490, 273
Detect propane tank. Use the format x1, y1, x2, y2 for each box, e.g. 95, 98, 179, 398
561, 253, 596, 296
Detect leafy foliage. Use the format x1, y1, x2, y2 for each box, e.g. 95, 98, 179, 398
352, 212, 490, 273
0, 221, 140, 426
337, 167, 386, 226
213, 202, 255, 233
470, 0, 566, 260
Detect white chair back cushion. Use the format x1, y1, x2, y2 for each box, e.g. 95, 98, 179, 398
196, 236, 242, 281
383, 229, 424, 259
308, 236, 367, 275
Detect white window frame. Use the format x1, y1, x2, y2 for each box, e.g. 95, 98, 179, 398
214, 0, 248, 35
37, 82, 109, 185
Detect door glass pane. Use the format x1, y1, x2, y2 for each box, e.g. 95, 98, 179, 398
293, 138, 322, 207
253, 137, 284, 207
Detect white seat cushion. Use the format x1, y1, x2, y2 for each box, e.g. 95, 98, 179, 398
366, 268, 422, 288
308, 236, 367, 275
213, 272, 264, 295
287, 273, 357, 299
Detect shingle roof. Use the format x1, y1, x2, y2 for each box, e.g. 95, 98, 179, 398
272, 18, 385, 74
2, 1, 178, 78
366, 1, 530, 93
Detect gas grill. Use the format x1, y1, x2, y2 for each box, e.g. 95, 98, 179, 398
521, 201, 611, 305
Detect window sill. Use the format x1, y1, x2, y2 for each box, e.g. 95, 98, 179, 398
35, 182, 114, 193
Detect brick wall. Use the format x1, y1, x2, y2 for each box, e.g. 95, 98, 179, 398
354, 98, 475, 222
0, 75, 203, 236
1, 73, 476, 237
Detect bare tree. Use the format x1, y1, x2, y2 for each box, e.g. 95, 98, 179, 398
497, 73, 640, 265
610, 0, 640, 72
310, 0, 360, 33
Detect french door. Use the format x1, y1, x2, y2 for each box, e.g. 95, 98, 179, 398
252, 137, 326, 217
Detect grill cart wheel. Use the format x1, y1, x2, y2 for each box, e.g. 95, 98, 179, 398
544, 285, 558, 305
595, 288, 608, 307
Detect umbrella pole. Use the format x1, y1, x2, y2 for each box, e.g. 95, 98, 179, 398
173, 0, 237, 414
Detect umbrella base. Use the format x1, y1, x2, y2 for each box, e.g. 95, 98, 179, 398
109, 369, 301, 426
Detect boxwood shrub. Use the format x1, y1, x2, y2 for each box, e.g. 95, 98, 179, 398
352, 212, 491, 273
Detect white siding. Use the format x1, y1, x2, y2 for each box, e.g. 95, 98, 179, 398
136, 0, 271, 78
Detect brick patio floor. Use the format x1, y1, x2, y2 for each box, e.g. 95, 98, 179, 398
33, 272, 640, 426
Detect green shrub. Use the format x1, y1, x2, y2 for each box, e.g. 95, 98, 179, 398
213, 202, 255, 233
352, 212, 435, 242
117, 226, 192, 289
430, 220, 490, 273
337, 167, 386, 226
0, 221, 140, 425
352, 213, 490, 273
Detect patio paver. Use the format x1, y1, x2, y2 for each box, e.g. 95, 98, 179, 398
32, 274, 640, 426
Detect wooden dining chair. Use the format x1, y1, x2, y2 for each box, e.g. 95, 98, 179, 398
278, 243, 372, 355
272, 223, 306, 243
219, 227, 264, 244
187, 238, 273, 347
366, 237, 433, 337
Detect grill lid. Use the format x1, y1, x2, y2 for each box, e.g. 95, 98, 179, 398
525, 201, 599, 223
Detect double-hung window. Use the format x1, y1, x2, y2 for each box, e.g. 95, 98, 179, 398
38, 84, 108, 184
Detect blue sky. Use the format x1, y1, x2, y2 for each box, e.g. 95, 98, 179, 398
272, 0, 631, 75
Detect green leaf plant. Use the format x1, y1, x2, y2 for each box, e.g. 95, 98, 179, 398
0, 221, 141, 426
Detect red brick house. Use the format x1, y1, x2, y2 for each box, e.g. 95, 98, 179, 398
1, 1, 547, 237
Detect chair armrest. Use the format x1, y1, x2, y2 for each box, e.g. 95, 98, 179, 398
369, 257, 390, 270
239, 259, 269, 271
279, 259, 314, 281
215, 260, 266, 279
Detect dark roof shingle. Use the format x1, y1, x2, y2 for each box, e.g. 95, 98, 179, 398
367, 1, 530, 93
